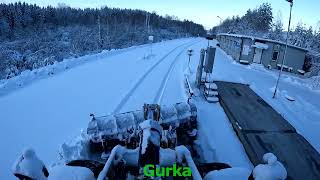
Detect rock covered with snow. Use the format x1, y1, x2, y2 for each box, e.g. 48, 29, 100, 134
12, 148, 48, 180
253, 153, 287, 180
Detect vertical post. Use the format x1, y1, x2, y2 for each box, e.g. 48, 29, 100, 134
187, 49, 193, 73
273, 1, 293, 98
196, 49, 205, 88
148, 36, 154, 57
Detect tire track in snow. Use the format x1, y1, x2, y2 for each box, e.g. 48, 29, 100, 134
112, 40, 197, 114
154, 40, 201, 104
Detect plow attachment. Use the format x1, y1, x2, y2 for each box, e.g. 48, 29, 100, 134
87, 102, 197, 154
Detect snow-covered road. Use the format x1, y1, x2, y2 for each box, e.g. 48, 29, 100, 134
0, 38, 200, 179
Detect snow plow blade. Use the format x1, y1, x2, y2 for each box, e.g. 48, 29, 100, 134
87, 102, 197, 153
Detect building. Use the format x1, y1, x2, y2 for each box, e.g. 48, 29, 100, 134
216, 33, 308, 74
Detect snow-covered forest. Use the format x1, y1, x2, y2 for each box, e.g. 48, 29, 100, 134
211, 3, 320, 76
0, 2, 206, 80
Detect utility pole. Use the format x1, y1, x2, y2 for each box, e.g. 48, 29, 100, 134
273, 0, 293, 98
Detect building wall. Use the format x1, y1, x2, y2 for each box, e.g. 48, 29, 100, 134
216, 34, 306, 74
239, 38, 254, 62
260, 42, 306, 73
218, 35, 242, 61
283, 47, 306, 72
260, 42, 285, 68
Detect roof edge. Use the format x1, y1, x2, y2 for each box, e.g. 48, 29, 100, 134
217, 33, 309, 52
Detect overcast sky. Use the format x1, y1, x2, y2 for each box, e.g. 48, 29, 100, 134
2, 0, 320, 30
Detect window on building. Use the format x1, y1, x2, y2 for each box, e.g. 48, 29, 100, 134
272, 51, 279, 61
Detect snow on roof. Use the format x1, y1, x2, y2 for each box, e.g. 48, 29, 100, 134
252, 42, 269, 50
217, 33, 309, 52
218, 33, 255, 40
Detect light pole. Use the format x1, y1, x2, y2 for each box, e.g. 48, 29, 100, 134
273, 0, 293, 98
217, 16, 223, 24
217, 16, 223, 33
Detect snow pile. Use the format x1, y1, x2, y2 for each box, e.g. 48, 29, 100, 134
12, 148, 48, 180
253, 153, 287, 180
59, 131, 91, 163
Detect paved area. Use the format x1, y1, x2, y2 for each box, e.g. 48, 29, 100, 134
215, 81, 320, 180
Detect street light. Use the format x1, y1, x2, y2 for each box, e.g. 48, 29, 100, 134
272, 0, 293, 98
217, 16, 223, 24
217, 16, 223, 33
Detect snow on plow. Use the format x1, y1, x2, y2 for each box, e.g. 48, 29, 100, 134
87, 102, 197, 154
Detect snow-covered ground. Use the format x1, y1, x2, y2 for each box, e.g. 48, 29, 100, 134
1, 37, 319, 179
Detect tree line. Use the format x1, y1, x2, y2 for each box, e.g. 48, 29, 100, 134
0, 2, 206, 79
